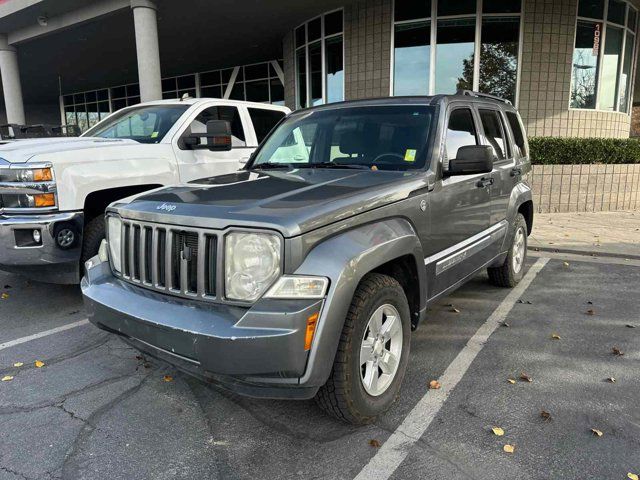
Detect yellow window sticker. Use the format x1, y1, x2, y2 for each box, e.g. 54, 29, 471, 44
404, 149, 417, 162
151, 131, 159, 139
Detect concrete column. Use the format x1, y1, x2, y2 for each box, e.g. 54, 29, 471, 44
131, 0, 162, 102
0, 34, 25, 125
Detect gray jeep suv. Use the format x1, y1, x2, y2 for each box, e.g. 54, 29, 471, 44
82, 92, 533, 424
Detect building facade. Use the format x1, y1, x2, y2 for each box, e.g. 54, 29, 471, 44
0, 0, 638, 139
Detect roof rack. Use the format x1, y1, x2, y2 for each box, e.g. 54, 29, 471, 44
455, 89, 512, 105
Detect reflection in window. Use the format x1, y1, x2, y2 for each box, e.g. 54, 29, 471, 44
570, 21, 601, 109
394, 22, 430, 95
600, 25, 623, 110
435, 18, 475, 94
445, 108, 477, 162
619, 31, 634, 111
295, 10, 344, 108
479, 109, 508, 160
479, 18, 520, 103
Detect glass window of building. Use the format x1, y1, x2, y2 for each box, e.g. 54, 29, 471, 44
62, 89, 111, 133
295, 10, 344, 108
393, 1, 522, 103
571, 0, 637, 112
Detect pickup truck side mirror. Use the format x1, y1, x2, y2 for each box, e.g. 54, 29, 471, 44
183, 120, 232, 152
448, 145, 494, 175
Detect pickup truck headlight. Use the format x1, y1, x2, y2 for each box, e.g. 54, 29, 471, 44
0, 166, 56, 210
225, 232, 281, 302
107, 216, 123, 273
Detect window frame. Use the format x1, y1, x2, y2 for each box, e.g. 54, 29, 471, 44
443, 105, 480, 172
478, 106, 512, 162
294, 8, 345, 109
390, 0, 524, 106
570, 0, 638, 113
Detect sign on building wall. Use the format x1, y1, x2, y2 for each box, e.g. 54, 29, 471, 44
592, 23, 602, 56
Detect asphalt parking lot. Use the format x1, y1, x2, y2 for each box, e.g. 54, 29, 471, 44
1, 254, 639, 480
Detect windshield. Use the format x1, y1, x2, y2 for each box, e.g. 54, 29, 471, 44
83, 105, 189, 143
250, 105, 435, 171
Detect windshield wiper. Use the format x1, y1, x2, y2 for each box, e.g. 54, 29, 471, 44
297, 163, 372, 171
250, 163, 293, 170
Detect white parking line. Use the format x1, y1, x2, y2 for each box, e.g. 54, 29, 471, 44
0, 319, 90, 352
354, 257, 549, 480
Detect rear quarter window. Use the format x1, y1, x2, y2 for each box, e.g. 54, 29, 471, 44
249, 108, 286, 144
506, 111, 528, 158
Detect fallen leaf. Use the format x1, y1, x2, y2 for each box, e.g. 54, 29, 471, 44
34, 360, 45, 368
540, 410, 552, 421
503, 444, 515, 453
587, 301, 593, 305
163, 375, 173, 382
520, 372, 533, 383
429, 380, 441, 390
586, 309, 595, 315
626, 324, 637, 329
1, 375, 13, 382
517, 299, 523, 304
501, 322, 510, 328
135, 355, 143, 360
143, 363, 151, 369
13, 362, 23, 368
563, 261, 570, 267
551, 333, 561, 340
526, 301, 533, 305
628, 473, 639, 480
607, 377, 616, 383
1, 293, 8, 299
507, 378, 516, 384
591, 428, 603, 437
3, 284, 11, 289
612, 347, 624, 356
492, 427, 505, 436
368, 439, 381, 448
450, 307, 460, 314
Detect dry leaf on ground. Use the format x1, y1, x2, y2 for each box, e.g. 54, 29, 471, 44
563, 262, 569, 267
450, 307, 460, 313
507, 378, 516, 384
34, 360, 45, 368
540, 410, 552, 421
492, 427, 505, 436
520, 372, 533, 383
551, 333, 561, 340
429, 380, 441, 390
607, 377, 616, 383
627, 473, 639, 480
369, 439, 381, 448
612, 347, 624, 356
163, 375, 173, 382
591, 428, 603, 437
503, 444, 515, 453
586, 309, 595, 315
626, 324, 637, 329
13, 362, 23, 367
1, 375, 13, 382
1, 293, 8, 299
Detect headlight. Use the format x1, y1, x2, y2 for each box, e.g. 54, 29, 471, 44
225, 232, 281, 302
107, 216, 123, 273
0, 166, 56, 210
265, 276, 329, 299
0, 167, 53, 183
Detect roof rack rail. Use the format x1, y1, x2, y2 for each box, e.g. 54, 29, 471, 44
455, 89, 512, 105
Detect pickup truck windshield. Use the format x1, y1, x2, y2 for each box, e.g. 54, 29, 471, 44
83, 105, 189, 143
250, 105, 435, 171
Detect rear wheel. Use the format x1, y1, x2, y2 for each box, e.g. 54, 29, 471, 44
488, 213, 528, 288
315, 273, 411, 424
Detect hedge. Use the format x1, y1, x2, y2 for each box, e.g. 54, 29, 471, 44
529, 137, 640, 165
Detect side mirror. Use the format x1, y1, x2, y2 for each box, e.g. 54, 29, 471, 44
183, 119, 232, 151
448, 145, 494, 175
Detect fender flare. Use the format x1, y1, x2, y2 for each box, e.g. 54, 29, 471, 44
294, 217, 426, 387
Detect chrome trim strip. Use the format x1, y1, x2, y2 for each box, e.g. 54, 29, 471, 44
424, 221, 509, 274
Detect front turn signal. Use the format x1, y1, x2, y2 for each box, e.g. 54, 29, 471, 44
34, 193, 56, 207
304, 312, 319, 351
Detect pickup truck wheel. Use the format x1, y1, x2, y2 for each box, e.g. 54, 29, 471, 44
81, 216, 106, 265
487, 213, 528, 288
315, 273, 411, 424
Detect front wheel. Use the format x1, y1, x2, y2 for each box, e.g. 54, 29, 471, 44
315, 273, 411, 424
488, 213, 528, 288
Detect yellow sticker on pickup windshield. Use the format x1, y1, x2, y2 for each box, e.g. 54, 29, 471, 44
151, 131, 159, 139
404, 149, 417, 162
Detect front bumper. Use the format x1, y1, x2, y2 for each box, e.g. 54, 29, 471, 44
81, 257, 325, 399
0, 211, 84, 284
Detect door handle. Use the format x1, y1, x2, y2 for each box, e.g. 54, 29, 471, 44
510, 167, 522, 177
476, 177, 494, 188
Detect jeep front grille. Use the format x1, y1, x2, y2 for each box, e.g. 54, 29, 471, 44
118, 219, 219, 301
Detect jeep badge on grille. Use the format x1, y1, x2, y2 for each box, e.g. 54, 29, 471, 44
157, 203, 177, 212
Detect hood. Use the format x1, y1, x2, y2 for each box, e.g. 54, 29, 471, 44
0, 137, 138, 164
114, 169, 428, 237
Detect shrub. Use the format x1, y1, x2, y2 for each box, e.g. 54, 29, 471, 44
529, 137, 640, 165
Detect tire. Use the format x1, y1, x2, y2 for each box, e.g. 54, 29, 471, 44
81, 215, 106, 265
315, 273, 411, 424
488, 213, 528, 288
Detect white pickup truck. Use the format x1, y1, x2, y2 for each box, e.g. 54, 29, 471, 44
0, 98, 290, 283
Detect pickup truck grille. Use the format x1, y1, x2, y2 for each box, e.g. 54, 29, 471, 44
118, 220, 219, 302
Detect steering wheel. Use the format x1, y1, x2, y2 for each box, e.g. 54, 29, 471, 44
372, 152, 406, 164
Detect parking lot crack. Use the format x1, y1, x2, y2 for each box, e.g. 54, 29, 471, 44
0, 464, 34, 480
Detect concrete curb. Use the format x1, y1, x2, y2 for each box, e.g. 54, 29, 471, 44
528, 246, 640, 261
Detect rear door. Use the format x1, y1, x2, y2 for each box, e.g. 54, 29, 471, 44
426, 104, 492, 297
173, 103, 254, 181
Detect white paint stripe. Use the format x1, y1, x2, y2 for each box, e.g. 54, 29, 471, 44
0, 319, 90, 352
354, 257, 549, 480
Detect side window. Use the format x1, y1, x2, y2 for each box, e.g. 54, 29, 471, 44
445, 108, 478, 163
506, 111, 527, 158
248, 108, 286, 144
269, 125, 317, 163
479, 109, 509, 161
189, 106, 246, 147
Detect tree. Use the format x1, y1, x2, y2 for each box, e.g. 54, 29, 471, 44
458, 42, 518, 102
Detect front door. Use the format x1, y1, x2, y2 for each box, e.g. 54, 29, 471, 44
426, 105, 493, 297
174, 104, 255, 182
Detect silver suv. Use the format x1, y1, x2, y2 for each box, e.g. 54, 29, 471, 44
82, 92, 533, 424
